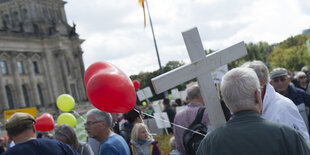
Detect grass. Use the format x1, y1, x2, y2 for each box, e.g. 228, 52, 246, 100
154, 134, 173, 155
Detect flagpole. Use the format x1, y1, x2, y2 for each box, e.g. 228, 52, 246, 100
144, 0, 168, 97
145, 0, 163, 75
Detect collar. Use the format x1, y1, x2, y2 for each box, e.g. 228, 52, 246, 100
187, 102, 203, 107
230, 110, 261, 122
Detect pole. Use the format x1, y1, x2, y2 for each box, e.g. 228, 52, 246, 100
145, 0, 163, 74
145, 0, 168, 97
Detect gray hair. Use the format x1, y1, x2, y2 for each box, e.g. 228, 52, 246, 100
86, 109, 113, 128
54, 124, 79, 151
242, 60, 270, 85
187, 85, 201, 100
220, 67, 260, 113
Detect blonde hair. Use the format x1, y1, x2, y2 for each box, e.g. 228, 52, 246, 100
130, 123, 150, 142
296, 71, 306, 80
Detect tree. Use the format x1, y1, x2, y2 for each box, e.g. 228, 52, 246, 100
130, 60, 185, 102
225, 41, 273, 69
268, 34, 310, 71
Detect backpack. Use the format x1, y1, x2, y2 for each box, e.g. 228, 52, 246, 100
183, 107, 208, 155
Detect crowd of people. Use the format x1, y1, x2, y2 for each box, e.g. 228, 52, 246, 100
2, 60, 310, 155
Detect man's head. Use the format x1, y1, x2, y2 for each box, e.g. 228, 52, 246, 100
163, 98, 170, 107
301, 66, 309, 75
85, 109, 112, 142
5, 113, 36, 144
187, 85, 203, 104
242, 60, 269, 88
110, 113, 119, 123
221, 67, 262, 114
5, 113, 36, 137
270, 68, 290, 95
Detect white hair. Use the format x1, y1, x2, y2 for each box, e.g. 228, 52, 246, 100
86, 109, 112, 128
242, 60, 270, 85
220, 67, 260, 113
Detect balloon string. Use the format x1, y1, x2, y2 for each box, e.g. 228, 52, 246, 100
133, 108, 206, 136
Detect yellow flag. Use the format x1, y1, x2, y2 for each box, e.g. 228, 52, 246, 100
139, 0, 146, 27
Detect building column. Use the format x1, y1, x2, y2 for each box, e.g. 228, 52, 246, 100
76, 49, 87, 100
26, 54, 40, 107
10, 53, 26, 108
57, 51, 70, 94
0, 76, 9, 111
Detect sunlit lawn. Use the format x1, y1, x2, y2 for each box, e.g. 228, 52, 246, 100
154, 134, 173, 155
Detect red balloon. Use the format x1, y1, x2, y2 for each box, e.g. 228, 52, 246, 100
86, 62, 136, 113
2, 136, 8, 143
133, 80, 140, 89
84, 62, 112, 87
35, 113, 55, 132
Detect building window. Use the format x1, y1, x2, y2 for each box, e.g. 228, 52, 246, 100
37, 84, 45, 107
66, 61, 71, 74
23, 85, 30, 107
5, 86, 14, 109
0, 60, 8, 75
17, 61, 25, 74
4, 14, 10, 25
13, 12, 20, 28
33, 61, 40, 74
23, 9, 29, 20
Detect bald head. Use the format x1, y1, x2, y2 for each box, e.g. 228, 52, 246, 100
187, 85, 203, 104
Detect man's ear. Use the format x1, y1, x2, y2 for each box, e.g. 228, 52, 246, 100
254, 89, 263, 113
255, 89, 259, 103
32, 124, 36, 133
8, 134, 12, 141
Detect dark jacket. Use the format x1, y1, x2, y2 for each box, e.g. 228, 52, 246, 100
121, 122, 133, 143
197, 111, 310, 155
286, 83, 310, 108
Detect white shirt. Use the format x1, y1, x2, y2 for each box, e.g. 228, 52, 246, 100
262, 83, 310, 146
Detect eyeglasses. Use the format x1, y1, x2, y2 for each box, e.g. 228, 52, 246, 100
84, 121, 102, 126
299, 76, 306, 79
272, 77, 287, 83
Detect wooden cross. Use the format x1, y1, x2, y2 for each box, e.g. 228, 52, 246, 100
151, 27, 247, 128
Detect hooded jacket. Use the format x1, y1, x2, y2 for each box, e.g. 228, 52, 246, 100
129, 139, 161, 155
262, 83, 310, 146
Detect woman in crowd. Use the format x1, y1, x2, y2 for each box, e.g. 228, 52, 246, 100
296, 71, 309, 92
128, 123, 161, 155
121, 107, 143, 143
54, 124, 94, 155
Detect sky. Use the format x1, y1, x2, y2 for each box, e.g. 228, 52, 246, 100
65, 0, 310, 76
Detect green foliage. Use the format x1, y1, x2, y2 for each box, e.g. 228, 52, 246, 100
130, 61, 186, 103
228, 41, 274, 69
130, 34, 310, 103
268, 34, 310, 71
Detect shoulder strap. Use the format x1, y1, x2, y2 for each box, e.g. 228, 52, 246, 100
191, 107, 205, 125
150, 144, 154, 155
130, 144, 135, 155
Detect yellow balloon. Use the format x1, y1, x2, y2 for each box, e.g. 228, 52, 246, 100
142, 101, 147, 106
57, 94, 75, 112
57, 113, 77, 128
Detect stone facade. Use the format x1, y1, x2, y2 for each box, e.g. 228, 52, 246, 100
0, 0, 88, 123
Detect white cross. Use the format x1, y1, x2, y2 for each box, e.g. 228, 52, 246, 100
151, 27, 247, 128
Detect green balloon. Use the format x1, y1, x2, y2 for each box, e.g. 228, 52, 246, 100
57, 113, 77, 128
56, 94, 75, 112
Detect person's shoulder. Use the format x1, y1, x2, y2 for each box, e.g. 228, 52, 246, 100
174, 107, 188, 117
105, 134, 126, 144
272, 92, 296, 109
